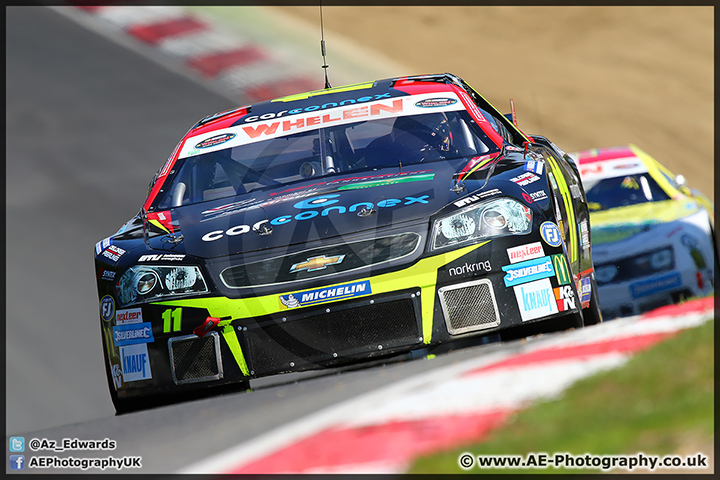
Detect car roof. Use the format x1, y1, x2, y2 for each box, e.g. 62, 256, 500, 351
186, 73, 526, 139
143, 73, 529, 212
573, 144, 682, 199
575, 145, 650, 179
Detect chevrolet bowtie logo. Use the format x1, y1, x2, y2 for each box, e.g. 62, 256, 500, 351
290, 254, 346, 273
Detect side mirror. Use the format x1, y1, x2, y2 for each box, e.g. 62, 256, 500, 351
675, 174, 687, 189
675, 174, 693, 197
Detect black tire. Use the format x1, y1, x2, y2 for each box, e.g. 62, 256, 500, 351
582, 272, 603, 326
99, 322, 127, 413
112, 394, 150, 415
112, 379, 252, 415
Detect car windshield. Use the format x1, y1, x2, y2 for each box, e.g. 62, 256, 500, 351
153, 110, 497, 209
583, 173, 671, 211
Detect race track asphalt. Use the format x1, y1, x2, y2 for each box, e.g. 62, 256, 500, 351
5, 8, 516, 472
6, 6, 234, 434
5, 5, 712, 475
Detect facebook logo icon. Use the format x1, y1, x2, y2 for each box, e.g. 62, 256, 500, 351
9, 436, 25, 452
10, 455, 25, 470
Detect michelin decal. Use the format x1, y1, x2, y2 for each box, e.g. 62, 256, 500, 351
279, 280, 372, 309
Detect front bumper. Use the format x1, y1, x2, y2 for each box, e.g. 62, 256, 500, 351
597, 267, 711, 319
102, 235, 584, 401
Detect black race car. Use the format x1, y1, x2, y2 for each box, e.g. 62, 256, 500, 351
95, 73, 602, 412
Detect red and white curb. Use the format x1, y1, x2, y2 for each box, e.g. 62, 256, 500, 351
179, 296, 714, 474
57, 5, 320, 103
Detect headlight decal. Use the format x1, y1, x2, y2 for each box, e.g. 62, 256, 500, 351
432, 198, 531, 251
116, 265, 208, 307
165, 267, 198, 290
439, 213, 476, 239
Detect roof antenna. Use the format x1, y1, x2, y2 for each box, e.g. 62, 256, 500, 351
320, 3, 331, 89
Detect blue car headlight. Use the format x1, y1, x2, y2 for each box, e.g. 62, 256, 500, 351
634, 247, 675, 274
595, 264, 618, 284
116, 265, 208, 306
431, 197, 532, 251
594, 246, 675, 286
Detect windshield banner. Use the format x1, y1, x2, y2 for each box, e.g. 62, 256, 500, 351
178, 92, 464, 159
579, 157, 647, 182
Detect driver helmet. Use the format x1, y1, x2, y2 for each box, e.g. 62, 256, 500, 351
391, 113, 452, 152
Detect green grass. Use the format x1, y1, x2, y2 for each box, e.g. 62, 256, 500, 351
409, 319, 714, 474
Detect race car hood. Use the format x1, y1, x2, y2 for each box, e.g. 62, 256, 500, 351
589, 199, 700, 245
168, 163, 466, 259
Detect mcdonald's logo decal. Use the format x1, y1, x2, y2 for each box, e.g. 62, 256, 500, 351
552, 254, 571, 285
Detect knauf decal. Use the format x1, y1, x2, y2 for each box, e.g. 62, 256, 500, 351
514, 278, 559, 321
119, 343, 152, 382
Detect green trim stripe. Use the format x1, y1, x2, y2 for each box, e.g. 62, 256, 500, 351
221, 325, 250, 376
337, 174, 434, 190
158, 241, 491, 350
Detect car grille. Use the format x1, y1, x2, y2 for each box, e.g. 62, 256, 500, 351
438, 279, 500, 334
244, 294, 421, 375
168, 332, 223, 384
220, 232, 421, 288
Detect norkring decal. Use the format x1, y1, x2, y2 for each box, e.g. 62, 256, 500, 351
279, 280, 371, 309
201, 193, 431, 242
